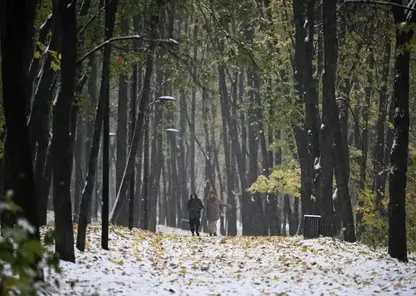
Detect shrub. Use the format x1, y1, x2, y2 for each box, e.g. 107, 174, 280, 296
0, 199, 60, 295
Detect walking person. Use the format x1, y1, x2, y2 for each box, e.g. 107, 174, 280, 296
206, 191, 231, 236
187, 193, 204, 236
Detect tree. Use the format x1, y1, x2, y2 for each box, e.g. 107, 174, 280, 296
388, 0, 414, 262
0, 0, 39, 237
51, 0, 77, 263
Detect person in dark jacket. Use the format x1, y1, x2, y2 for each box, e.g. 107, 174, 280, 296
187, 193, 204, 236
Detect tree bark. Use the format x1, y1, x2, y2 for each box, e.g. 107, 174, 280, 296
29, 0, 60, 226
115, 16, 129, 226
128, 63, 137, 230
319, 0, 336, 237
325, 0, 356, 242
374, 39, 391, 216
76, 0, 118, 251
101, 0, 119, 250
1, 0, 39, 236
51, 0, 77, 262
388, 3, 412, 262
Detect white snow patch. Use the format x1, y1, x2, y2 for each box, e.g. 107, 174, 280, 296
37, 223, 416, 296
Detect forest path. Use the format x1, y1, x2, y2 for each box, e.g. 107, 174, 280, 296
42, 224, 416, 296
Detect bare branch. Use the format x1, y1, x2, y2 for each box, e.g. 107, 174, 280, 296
78, 5, 106, 37
344, 0, 416, 13
76, 35, 178, 65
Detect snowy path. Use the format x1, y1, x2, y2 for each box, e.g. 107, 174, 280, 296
41, 224, 416, 296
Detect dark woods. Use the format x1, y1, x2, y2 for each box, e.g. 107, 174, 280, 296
0, 0, 414, 270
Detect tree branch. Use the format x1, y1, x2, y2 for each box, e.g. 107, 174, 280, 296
344, 0, 416, 13
76, 35, 178, 65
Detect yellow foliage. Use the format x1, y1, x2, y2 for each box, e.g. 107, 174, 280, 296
248, 161, 300, 198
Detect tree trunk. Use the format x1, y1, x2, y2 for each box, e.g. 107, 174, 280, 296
101, 0, 119, 250
1, 0, 39, 237
140, 111, 150, 229
128, 62, 137, 230
292, 0, 315, 220
178, 91, 188, 228
51, 0, 77, 262
324, 0, 356, 242
115, 17, 129, 226
76, 0, 118, 251
29, 0, 60, 226
73, 116, 85, 221
388, 4, 412, 262
374, 39, 391, 216
190, 24, 198, 194
319, 0, 336, 237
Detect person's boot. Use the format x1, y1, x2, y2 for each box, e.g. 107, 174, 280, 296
209, 233, 212, 236
191, 229, 195, 236
213, 233, 217, 236
196, 231, 200, 236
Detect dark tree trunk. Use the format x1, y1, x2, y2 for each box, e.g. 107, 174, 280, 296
1, 0, 39, 237
388, 3, 412, 262
28, 15, 53, 103
292, 0, 315, 220
29, 0, 60, 226
76, 0, 118, 251
140, 111, 150, 229
148, 99, 163, 232
201, 88, 213, 233
190, 24, 198, 194
131, 16, 142, 229
101, 0, 119, 250
226, 71, 239, 236
166, 149, 175, 227
51, 0, 77, 262
319, 0, 336, 237
74, 117, 85, 221
284, 194, 293, 235
324, 0, 356, 242
178, 91, 188, 228
128, 63, 137, 230
246, 63, 264, 236
115, 17, 129, 226
304, 0, 321, 208
374, 39, 391, 216
159, 157, 167, 225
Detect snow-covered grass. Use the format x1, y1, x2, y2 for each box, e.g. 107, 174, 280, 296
38, 223, 416, 296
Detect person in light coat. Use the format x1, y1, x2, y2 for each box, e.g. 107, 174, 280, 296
205, 191, 231, 236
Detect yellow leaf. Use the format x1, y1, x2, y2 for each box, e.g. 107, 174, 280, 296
34, 51, 41, 59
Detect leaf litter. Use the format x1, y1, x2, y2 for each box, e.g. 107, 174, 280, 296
39, 224, 416, 296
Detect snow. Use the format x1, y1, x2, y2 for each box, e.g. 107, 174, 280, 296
38, 223, 416, 296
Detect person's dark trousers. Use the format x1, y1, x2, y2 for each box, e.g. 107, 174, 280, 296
189, 217, 201, 236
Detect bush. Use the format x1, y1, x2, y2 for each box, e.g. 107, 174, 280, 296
357, 184, 416, 252
0, 199, 60, 295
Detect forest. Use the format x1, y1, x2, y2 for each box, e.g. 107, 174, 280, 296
1, 0, 416, 294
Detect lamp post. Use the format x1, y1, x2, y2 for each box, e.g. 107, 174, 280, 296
166, 116, 179, 228
142, 95, 176, 230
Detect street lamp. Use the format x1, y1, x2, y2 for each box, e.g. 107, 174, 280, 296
158, 95, 176, 102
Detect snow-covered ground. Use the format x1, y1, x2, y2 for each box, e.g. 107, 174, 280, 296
38, 223, 416, 296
